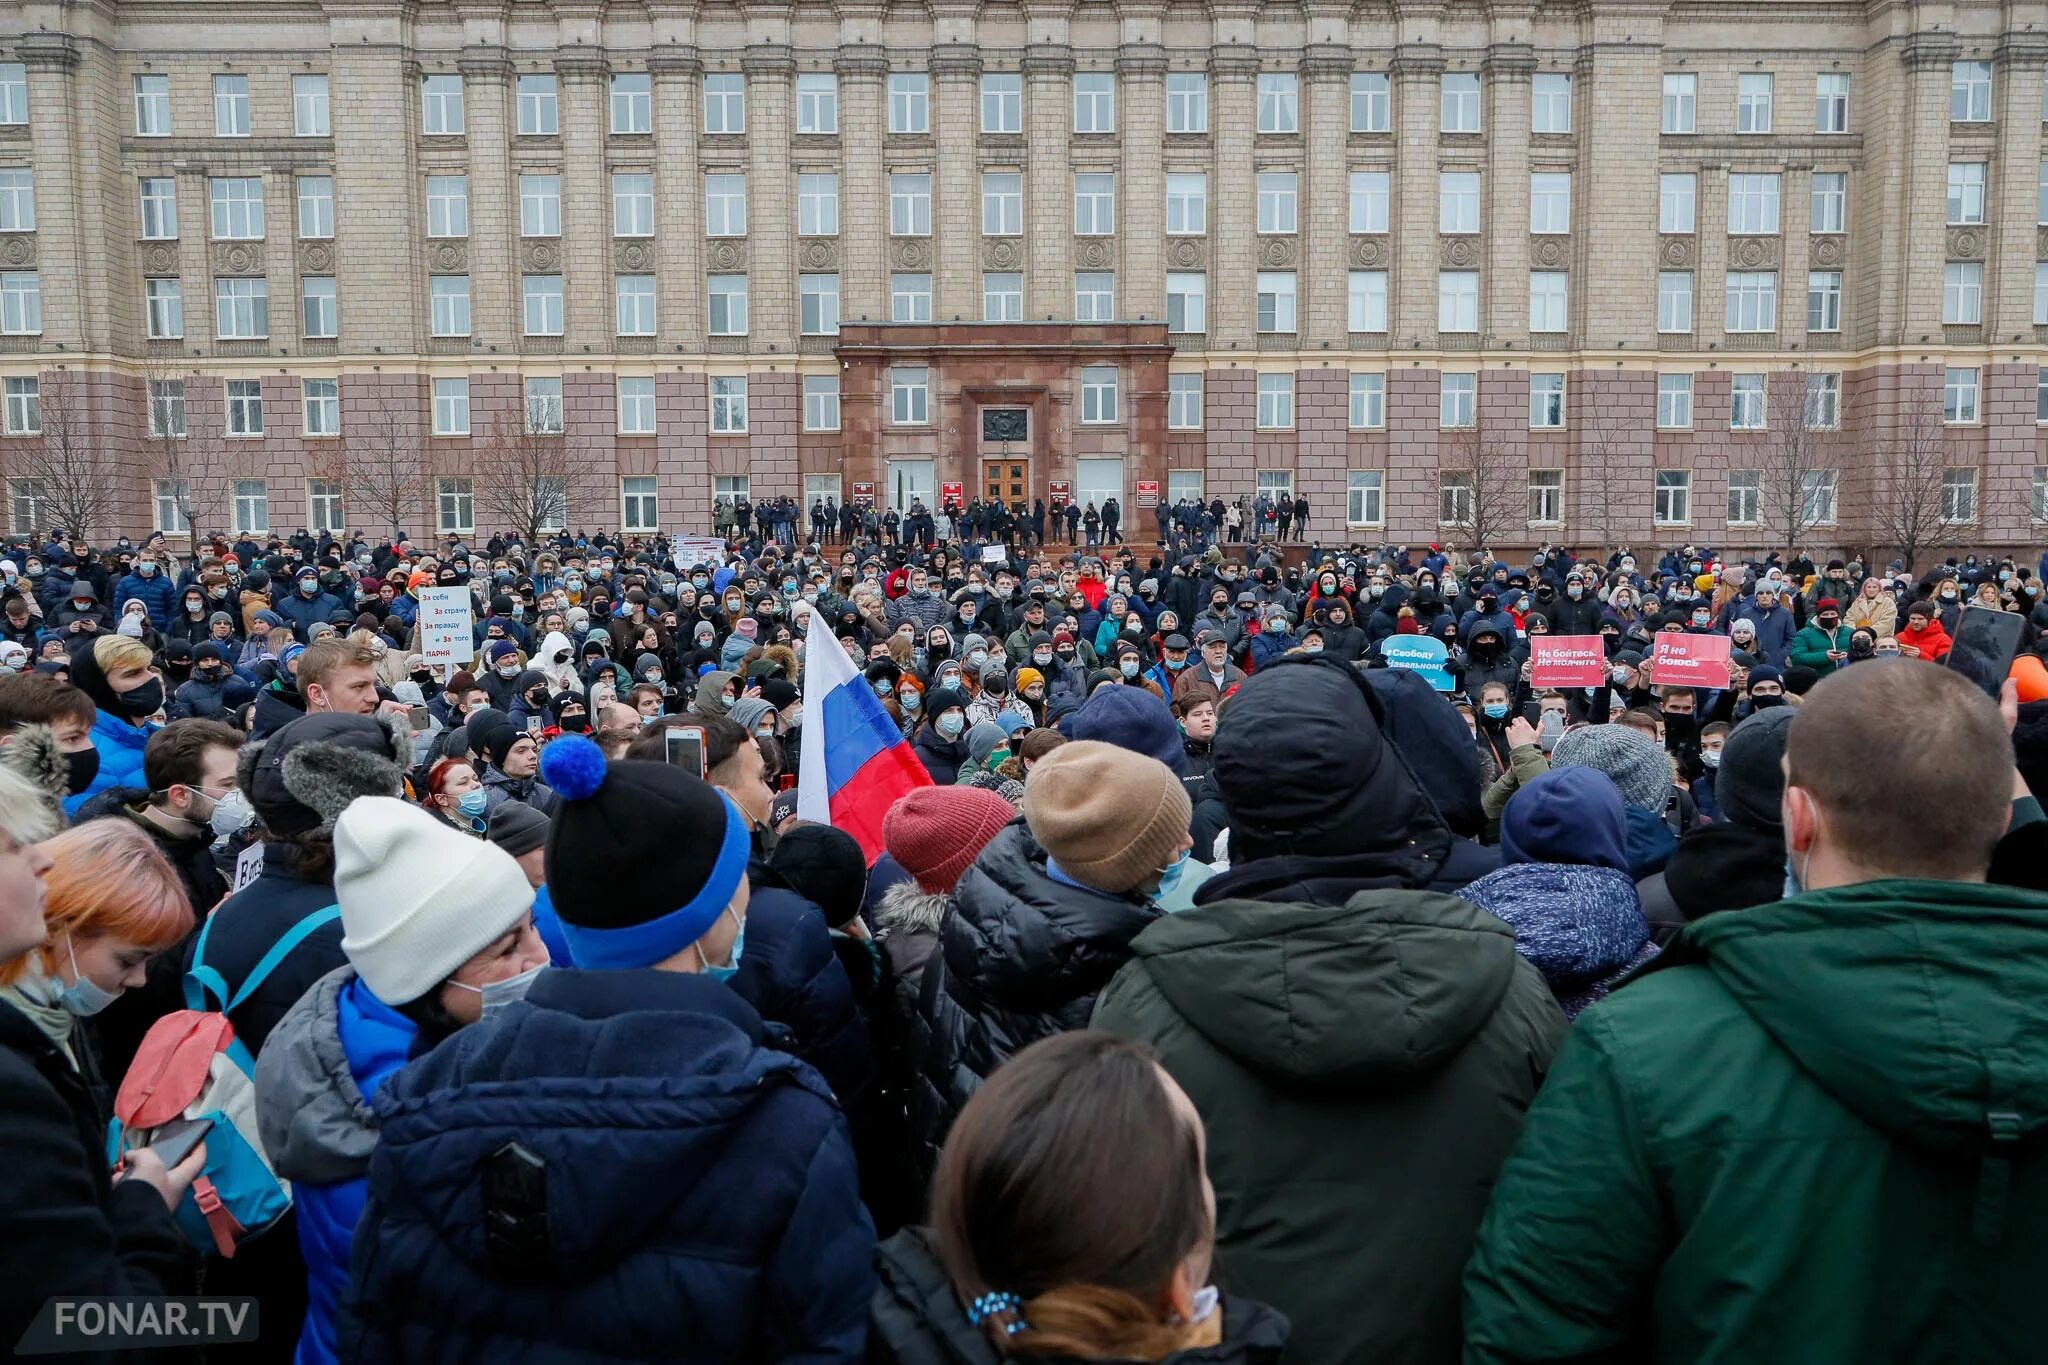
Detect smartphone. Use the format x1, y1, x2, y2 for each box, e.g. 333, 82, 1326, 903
526, 717, 542, 738
666, 724, 706, 778
146, 1115, 214, 1168
778, 773, 796, 792
408, 705, 432, 732
1946, 606, 2026, 700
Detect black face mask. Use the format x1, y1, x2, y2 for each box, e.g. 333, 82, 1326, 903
558, 712, 590, 733
64, 746, 99, 795
411, 670, 433, 685
113, 676, 165, 718
1750, 692, 1785, 710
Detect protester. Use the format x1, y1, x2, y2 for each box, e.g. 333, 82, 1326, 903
1636, 707, 1795, 942
63, 633, 165, 814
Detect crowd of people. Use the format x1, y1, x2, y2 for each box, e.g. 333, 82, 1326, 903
3, 512, 2048, 1364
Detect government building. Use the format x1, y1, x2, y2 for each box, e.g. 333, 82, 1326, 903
0, 0, 2046, 555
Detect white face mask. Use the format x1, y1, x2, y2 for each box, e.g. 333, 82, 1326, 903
447, 962, 545, 1015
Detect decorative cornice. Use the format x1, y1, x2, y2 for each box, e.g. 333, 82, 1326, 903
1897, 32, 1962, 72
647, 45, 704, 77
553, 50, 611, 82
929, 46, 984, 80
1209, 46, 1262, 81
1390, 44, 1446, 80
1021, 43, 1076, 78
17, 32, 81, 73
1483, 42, 1537, 78
835, 43, 891, 80
741, 44, 796, 78
1116, 43, 1168, 78
1301, 42, 1353, 82
457, 45, 515, 80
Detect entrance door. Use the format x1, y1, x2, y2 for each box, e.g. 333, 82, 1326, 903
886, 459, 935, 513
982, 458, 1029, 504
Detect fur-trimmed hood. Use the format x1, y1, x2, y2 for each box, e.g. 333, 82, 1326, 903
876, 879, 951, 987
0, 723, 69, 806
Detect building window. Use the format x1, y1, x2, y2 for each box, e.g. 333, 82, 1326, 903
520, 174, 562, 236
1948, 162, 1987, 225
891, 366, 930, 425
2039, 369, 2048, 422
1945, 366, 1981, 423
1808, 271, 1843, 333
6, 478, 44, 533
518, 74, 558, 135
1168, 72, 1208, 133
300, 275, 336, 338
1945, 261, 1983, 324
140, 178, 178, 239
1167, 172, 1206, 234
1439, 473, 1473, 526
427, 175, 468, 237
708, 274, 749, 335
420, 73, 464, 135
705, 174, 746, 236
1657, 373, 1693, 429
1654, 470, 1692, 526
296, 175, 332, 239
213, 74, 250, 137
225, 379, 264, 436
1080, 366, 1119, 423
622, 475, 659, 531
1728, 173, 1781, 234
799, 173, 839, 236
147, 380, 185, 438
1737, 72, 1773, 134
1351, 73, 1390, 132
1728, 469, 1761, 525
1529, 272, 1568, 333
1662, 73, 1696, 134
1349, 171, 1388, 234
232, 479, 269, 534
432, 378, 469, 435
1440, 372, 1475, 428
1811, 172, 1846, 232
0, 66, 21, 127
1073, 172, 1115, 234
1730, 374, 1766, 429
617, 377, 656, 435
796, 73, 837, 134
430, 275, 470, 337
2036, 467, 2048, 520
983, 272, 1022, 322
889, 73, 929, 133
1074, 73, 1115, 133
1659, 172, 1696, 233
803, 374, 840, 431
1725, 271, 1778, 332
153, 480, 189, 534
1439, 171, 1480, 233
144, 278, 183, 339
1256, 271, 1296, 333
1800, 469, 1838, 524
982, 172, 1023, 235
294, 74, 330, 136
1441, 73, 1481, 132
0, 170, 31, 235
523, 377, 562, 434
1529, 372, 1564, 428
302, 380, 339, 437
704, 74, 745, 133
1256, 373, 1294, 429
1166, 470, 1205, 505
1168, 373, 1203, 430
1257, 171, 1297, 234
1349, 372, 1384, 429
1529, 469, 1564, 524
0, 270, 34, 337
1815, 72, 1849, 133
1941, 468, 1978, 524
1952, 60, 1992, 122
212, 276, 265, 339
800, 273, 840, 336
1257, 74, 1298, 134
613, 174, 653, 237
532, 477, 567, 532
2, 376, 37, 435
1438, 270, 1479, 333
1166, 272, 1206, 334
713, 475, 751, 504
522, 274, 563, 335
1255, 470, 1295, 503
1531, 73, 1571, 133
615, 273, 656, 336
1348, 270, 1387, 332
1805, 372, 1840, 429
982, 73, 1021, 133
1074, 271, 1115, 322
135, 74, 170, 136
890, 272, 932, 323
209, 177, 264, 240
1349, 470, 1385, 526
610, 72, 652, 135
1529, 172, 1570, 234
2035, 264, 2048, 325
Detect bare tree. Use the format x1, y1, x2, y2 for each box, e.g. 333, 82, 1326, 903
1865, 388, 1966, 574
469, 406, 570, 544
1753, 367, 1845, 559
1575, 397, 1637, 558
325, 381, 425, 537
9, 372, 124, 543
1438, 415, 1524, 555
138, 356, 231, 546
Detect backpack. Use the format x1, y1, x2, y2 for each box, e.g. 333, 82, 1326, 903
106, 903, 341, 1256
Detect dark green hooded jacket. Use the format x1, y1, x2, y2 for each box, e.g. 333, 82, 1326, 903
1464, 878, 2048, 1364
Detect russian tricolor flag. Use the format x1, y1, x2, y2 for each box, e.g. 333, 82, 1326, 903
797, 607, 932, 863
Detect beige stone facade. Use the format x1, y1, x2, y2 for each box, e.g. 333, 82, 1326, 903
2, 0, 2048, 553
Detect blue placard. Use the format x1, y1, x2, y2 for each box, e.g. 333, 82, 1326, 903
1380, 636, 1455, 691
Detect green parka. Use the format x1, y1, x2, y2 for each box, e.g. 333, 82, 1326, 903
1464, 878, 2048, 1364
1787, 621, 1854, 677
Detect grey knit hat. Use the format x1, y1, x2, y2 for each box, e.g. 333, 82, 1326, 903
1550, 724, 1670, 812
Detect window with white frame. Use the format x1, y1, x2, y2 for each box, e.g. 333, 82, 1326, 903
522, 274, 563, 335
438, 477, 475, 533
1257, 171, 1297, 234
1952, 60, 1991, 122
1808, 271, 1843, 333
1168, 373, 1203, 429
891, 366, 930, 425
1663, 73, 1696, 133
2035, 263, 2048, 325
799, 173, 839, 236
983, 272, 1022, 322
803, 374, 840, 431
1728, 469, 1761, 525
622, 476, 659, 532
1349, 171, 1388, 233
1167, 72, 1207, 133
135, 74, 170, 136
1351, 73, 1389, 132
1945, 261, 1983, 323
1945, 366, 1981, 423
1256, 272, 1296, 332
212, 276, 265, 339
1529, 469, 1564, 524
427, 175, 468, 237
1349, 470, 1385, 526
1805, 372, 1840, 428
299, 73, 334, 136
800, 273, 839, 335
1660, 172, 1696, 233
153, 480, 188, 535
1529, 372, 1564, 427
2040, 164, 2048, 225
1257, 373, 1294, 429
1730, 374, 1766, 429
1657, 373, 1693, 428
1438, 270, 1479, 333
147, 379, 185, 438
1257, 74, 1298, 134
1726, 271, 1778, 332
617, 376, 655, 435
1815, 72, 1849, 133
1737, 73, 1773, 134
300, 275, 336, 338
0, 66, 21, 127
232, 479, 268, 534
1532, 73, 1571, 133
983, 172, 1022, 235
2, 376, 36, 435
1440, 372, 1475, 428
1801, 469, 1838, 524
518, 74, 558, 135
1073, 172, 1115, 235
1811, 172, 1846, 232
532, 477, 567, 532
225, 379, 264, 436
1439, 171, 1480, 233
0, 271, 33, 338
705, 174, 745, 236
1166, 273, 1206, 334
612, 174, 653, 237
1255, 470, 1294, 503
144, 278, 182, 338
1947, 162, 1987, 225
1941, 467, 1978, 524
891, 272, 931, 322
1728, 173, 1780, 234
1074, 73, 1115, 133
1075, 271, 1115, 321
140, 178, 177, 239
982, 73, 1022, 133
889, 172, 931, 236
713, 475, 750, 503
525, 377, 562, 433
889, 73, 929, 133
307, 475, 342, 529
704, 74, 745, 133
2036, 467, 2048, 520
796, 73, 837, 134
1654, 470, 1692, 525
1167, 172, 1206, 234
1167, 470, 1205, 505
209, 177, 264, 239
1530, 172, 1570, 233
213, 74, 249, 137
615, 274, 656, 335
432, 377, 469, 435
430, 275, 470, 337
710, 376, 748, 433
1439, 472, 1473, 526
1348, 270, 1387, 332
1349, 372, 1384, 429
1529, 272, 1568, 333
610, 72, 652, 134
421, 74, 464, 135
296, 176, 332, 239
5, 478, 44, 534
2039, 368, 2048, 422
1080, 366, 1119, 423
1441, 73, 1481, 132
709, 274, 748, 334
520, 174, 561, 236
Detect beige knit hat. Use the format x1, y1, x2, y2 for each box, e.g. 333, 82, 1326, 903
1022, 740, 1192, 894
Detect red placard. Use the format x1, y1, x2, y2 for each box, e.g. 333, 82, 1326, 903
940, 481, 964, 504
1135, 480, 1160, 508
1529, 635, 1608, 689
1649, 631, 1733, 687
851, 481, 875, 506
1049, 479, 1072, 509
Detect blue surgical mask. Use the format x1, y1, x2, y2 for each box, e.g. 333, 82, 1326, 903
455, 788, 489, 818
447, 961, 544, 1015
703, 907, 747, 982
59, 935, 121, 1017
1483, 702, 1510, 720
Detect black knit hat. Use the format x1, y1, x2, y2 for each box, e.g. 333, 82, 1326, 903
486, 800, 550, 858
764, 824, 868, 929
536, 734, 748, 969
479, 721, 528, 770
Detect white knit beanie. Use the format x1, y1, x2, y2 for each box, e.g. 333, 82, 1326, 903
333, 797, 535, 1005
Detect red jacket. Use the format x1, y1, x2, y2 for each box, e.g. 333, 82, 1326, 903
1895, 618, 1952, 662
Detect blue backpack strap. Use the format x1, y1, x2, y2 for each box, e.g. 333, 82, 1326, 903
222, 904, 341, 1015
183, 900, 231, 1012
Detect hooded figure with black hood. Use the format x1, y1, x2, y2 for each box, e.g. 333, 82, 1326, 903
1636, 705, 1795, 943
1090, 655, 1564, 1365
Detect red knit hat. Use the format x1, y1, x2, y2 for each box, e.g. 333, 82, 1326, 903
883, 786, 1016, 895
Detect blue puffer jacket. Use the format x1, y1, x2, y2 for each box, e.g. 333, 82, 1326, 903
113, 570, 177, 630
274, 586, 345, 643
341, 968, 874, 1363
64, 708, 155, 817
253, 967, 417, 1365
